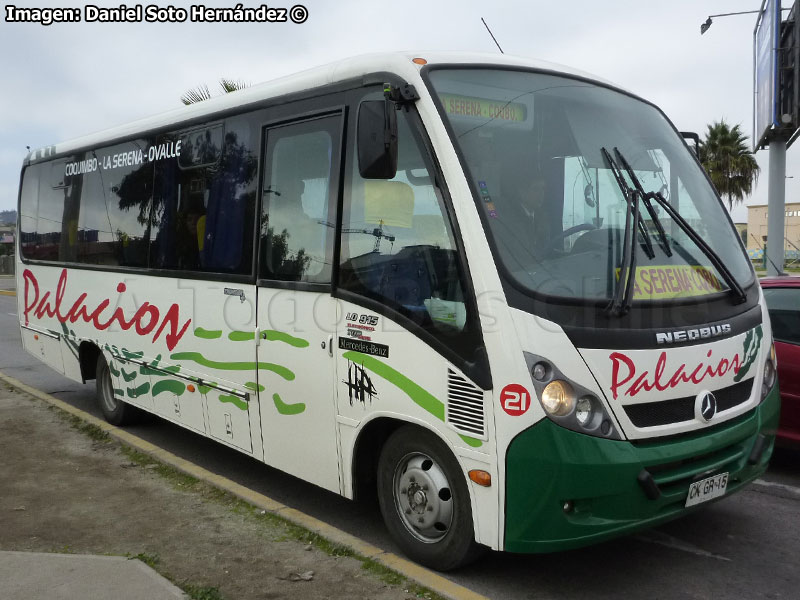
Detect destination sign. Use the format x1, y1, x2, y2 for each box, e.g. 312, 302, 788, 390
439, 93, 527, 122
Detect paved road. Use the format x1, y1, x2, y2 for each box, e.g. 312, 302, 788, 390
1, 291, 799, 599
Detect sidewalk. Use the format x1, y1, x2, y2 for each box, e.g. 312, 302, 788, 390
0, 551, 184, 600
0, 383, 417, 600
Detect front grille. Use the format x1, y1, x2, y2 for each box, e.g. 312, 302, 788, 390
642, 438, 748, 497
624, 378, 754, 428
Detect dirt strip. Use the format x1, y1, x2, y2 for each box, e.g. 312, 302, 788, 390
0, 382, 436, 600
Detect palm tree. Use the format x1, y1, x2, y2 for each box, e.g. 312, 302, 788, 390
699, 120, 760, 209
181, 78, 249, 105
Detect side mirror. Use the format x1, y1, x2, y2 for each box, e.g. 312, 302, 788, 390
680, 131, 701, 157
357, 100, 398, 179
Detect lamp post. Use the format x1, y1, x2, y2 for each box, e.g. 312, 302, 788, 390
700, 7, 790, 34
701, 10, 761, 34
702, 4, 792, 274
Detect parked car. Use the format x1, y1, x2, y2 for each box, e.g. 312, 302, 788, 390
760, 276, 800, 446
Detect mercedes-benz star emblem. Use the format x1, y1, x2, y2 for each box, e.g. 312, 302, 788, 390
699, 391, 717, 422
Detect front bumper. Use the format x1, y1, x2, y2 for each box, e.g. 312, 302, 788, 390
504, 384, 780, 553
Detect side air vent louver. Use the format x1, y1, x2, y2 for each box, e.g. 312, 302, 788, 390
447, 369, 485, 438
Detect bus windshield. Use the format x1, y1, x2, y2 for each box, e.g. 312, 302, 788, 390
427, 68, 753, 303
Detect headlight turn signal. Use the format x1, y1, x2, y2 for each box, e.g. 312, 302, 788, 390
761, 343, 777, 401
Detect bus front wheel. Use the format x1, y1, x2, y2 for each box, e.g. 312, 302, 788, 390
96, 354, 141, 426
377, 425, 483, 571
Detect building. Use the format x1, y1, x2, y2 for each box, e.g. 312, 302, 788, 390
746, 202, 800, 264
734, 222, 747, 246
0, 223, 15, 252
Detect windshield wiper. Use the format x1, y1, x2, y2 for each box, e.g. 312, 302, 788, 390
601, 148, 655, 261
613, 149, 672, 258
614, 148, 747, 305
601, 147, 644, 316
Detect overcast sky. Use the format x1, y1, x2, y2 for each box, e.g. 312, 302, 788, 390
0, 0, 793, 222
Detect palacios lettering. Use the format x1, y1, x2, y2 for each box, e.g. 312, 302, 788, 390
609, 349, 742, 400
22, 268, 191, 351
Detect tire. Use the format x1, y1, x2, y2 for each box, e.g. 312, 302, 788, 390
96, 354, 142, 426
377, 425, 484, 571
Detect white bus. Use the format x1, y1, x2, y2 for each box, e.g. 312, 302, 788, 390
17, 52, 779, 570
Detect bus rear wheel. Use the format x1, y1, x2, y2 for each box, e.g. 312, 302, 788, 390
96, 354, 141, 426
377, 425, 483, 571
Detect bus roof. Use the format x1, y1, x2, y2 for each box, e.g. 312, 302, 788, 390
26, 51, 619, 163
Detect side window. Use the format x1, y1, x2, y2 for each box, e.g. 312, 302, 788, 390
339, 105, 469, 338
80, 140, 153, 267
259, 115, 340, 283
21, 147, 153, 266
763, 287, 800, 345
19, 163, 41, 259
151, 118, 257, 274
31, 159, 80, 262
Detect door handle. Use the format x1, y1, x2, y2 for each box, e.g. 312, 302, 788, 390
328, 335, 333, 357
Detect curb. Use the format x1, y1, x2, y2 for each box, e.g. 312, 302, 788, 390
0, 370, 488, 600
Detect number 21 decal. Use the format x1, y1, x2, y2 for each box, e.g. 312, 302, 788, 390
500, 383, 531, 417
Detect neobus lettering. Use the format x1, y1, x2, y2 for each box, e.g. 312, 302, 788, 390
22, 268, 191, 351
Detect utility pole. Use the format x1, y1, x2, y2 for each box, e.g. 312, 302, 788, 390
767, 138, 787, 274
702, 1, 795, 275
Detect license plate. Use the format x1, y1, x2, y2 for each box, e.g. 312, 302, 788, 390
685, 472, 729, 507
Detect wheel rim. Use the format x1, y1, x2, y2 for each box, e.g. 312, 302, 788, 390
392, 451, 454, 543
99, 362, 118, 413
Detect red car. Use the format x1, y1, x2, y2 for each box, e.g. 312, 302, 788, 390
761, 276, 800, 446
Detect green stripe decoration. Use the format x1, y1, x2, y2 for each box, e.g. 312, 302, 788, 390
194, 328, 222, 339
139, 354, 160, 375
459, 435, 483, 448
341, 351, 482, 448
260, 330, 310, 348
229, 331, 255, 341
122, 349, 144, 360
272, 393, 305, 415
220, 394, 248, 411
153, 379, 186, 397
114, 388, 124, 397
170, 352, 295, 381
120, 368, 138, 382
109, 362, 120, 378
127, 382, 150, 398
198, 382, 218, 395
245, 382, 265, 392
342, 351, 444, 419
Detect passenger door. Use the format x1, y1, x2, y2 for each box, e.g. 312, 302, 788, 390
335, 91, 489, 494
256, 111, 343, 493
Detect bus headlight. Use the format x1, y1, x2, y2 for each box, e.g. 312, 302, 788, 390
575, 396, 594, 426
524, 352, 622, 440
541, 380, 575, 416
761, 343, 777, 400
